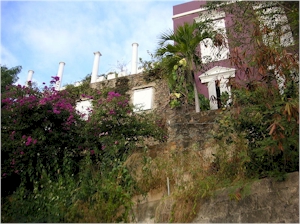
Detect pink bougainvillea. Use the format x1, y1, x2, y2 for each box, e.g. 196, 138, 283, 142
1, 76, 85, 183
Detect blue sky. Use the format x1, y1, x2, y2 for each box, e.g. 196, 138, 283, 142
1, 0, 189, 88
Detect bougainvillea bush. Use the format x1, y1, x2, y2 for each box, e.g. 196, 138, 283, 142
83, 89, 166, 168
1, 76, 166, 222
1, 77, 85, 195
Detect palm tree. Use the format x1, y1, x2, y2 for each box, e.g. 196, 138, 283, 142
156, 21, 216, 112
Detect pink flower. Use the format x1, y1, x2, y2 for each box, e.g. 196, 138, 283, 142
108, 91, 121, 98
53, 108, 60, 114
114, 141, 118, 145
22, 135, 26, 139
20, 151, 24, 155
33, 139, 37, 145
101, 145, 106, 150
39, 98, 47, 105
25, 136, 33, 146
2, 173, 7, 177
90, 150, 95, 155
10, 131, 16, 140
51, 76, 60, 81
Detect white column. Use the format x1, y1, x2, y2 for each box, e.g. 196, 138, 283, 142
207, 81, 218, 110
219, 79, 228, 94
131, 43, 139, 74
91, 51, 102, 84
220, 78, 232, 106
26, 70, 34, 86
55, 62, 65, 91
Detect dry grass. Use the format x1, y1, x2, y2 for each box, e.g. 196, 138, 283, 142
125, 141, 219, 222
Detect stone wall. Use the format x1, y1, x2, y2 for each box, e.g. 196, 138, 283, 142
192, 171, 299, 223
90, 73, 221, 140
167, 109, 220, 148
90, 74, 299, 223
90, 73, 172, 119
134, 172, 299, 223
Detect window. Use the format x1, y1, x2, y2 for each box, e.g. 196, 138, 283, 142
254, 4, 294, 47
195, 10, 230, 63
133, 87, 153, 111
76, 99, 92, 120
268, 65, 298, 95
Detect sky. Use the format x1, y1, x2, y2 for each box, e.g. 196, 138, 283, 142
1, 0, 190, 88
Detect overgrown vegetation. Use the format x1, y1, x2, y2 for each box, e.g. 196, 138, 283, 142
155, 21, 221, 112
1, 1, 298, 222
1, 65, 21, 93
209, 0, 299, 180
125, 141, 256, 223
132, 1, 299, 222
1, 72, 166, 222
139, 53, 210, 111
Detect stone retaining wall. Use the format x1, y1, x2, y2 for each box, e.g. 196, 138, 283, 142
192, 172, 299, 223
90, 75, 299, 223
134, 172, 299, 223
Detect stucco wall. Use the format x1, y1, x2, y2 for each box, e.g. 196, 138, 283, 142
172, 0, 259, 99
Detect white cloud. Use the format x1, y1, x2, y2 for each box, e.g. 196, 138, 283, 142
0, 45, 19, 67
1, 1, 185, 87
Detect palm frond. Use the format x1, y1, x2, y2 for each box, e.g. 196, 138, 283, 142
158, 28, 175, 46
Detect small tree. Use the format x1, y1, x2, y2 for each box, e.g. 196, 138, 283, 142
155, 21, 220, 112
1, 65, 21, 93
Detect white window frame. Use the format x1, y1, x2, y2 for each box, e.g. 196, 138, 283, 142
133, 87, 153, 112
195, 10, 230, 63
76, 99, 93, 120
253, 4, 294, 47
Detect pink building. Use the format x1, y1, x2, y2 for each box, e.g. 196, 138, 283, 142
172, 1, 296, 109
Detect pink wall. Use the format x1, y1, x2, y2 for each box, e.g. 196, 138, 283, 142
173, 1, 206, 15
172, 1, 251, 98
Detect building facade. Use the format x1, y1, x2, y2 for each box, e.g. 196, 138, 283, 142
172, 0, 297, 110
